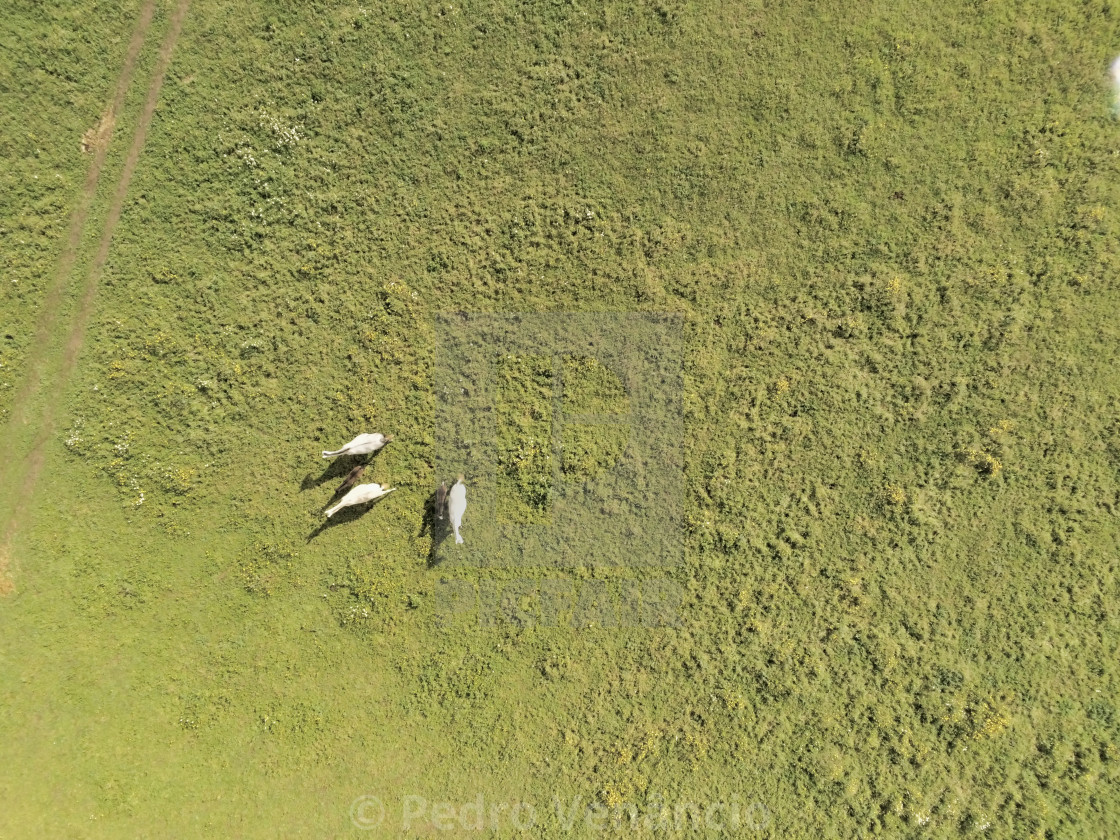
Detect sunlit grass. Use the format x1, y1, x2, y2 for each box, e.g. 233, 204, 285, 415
1, 0, 1119, 837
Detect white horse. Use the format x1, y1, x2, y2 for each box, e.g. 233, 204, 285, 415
321, 433, 393, 459
448, 476, 467, 544
325, 483, 396, 518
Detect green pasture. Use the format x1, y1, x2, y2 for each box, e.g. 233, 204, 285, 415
1, 0, 1119, 836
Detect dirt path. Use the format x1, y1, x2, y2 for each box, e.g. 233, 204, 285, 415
0, 0, 191, 595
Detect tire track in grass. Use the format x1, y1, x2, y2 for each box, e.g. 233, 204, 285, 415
0, 0, 156, 592
1, 0, 155, 451
0, 0, 191, 595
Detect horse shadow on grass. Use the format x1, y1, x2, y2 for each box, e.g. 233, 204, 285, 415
299, 454, 372, 492
305, 497, 391, 543
418, 489, 454, 567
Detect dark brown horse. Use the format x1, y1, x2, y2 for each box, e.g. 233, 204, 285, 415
435, 480, 448, 520
335, 464, 366, 496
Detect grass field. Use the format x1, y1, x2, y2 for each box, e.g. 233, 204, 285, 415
2, 0, 1119, 836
